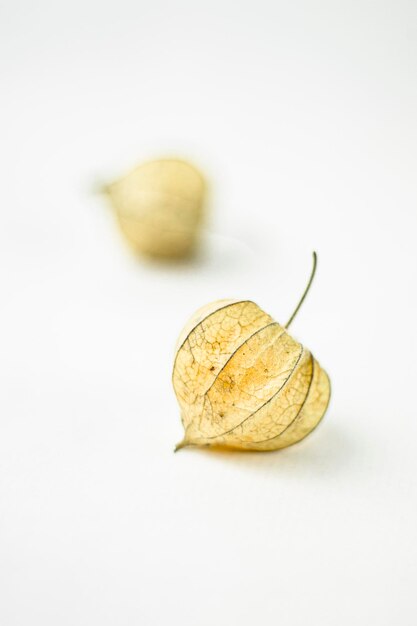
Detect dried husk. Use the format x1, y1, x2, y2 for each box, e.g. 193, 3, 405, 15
172, 300, 330, 451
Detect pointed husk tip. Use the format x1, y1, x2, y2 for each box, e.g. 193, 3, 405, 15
174, 439, 191, 452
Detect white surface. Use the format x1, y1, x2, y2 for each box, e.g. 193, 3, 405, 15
1, 1, 417, 624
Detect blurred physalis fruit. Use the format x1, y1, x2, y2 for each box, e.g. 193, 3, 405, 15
105, 159, 205, 259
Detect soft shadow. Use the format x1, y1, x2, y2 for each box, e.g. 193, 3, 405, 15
178, 418, 361, 480
133, 230, 257, 276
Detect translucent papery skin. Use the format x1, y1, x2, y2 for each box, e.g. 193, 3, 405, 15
173, 300, 330, 451
106, 159, 205, 259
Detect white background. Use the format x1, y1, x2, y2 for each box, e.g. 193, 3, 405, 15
1, 1, 416, 624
